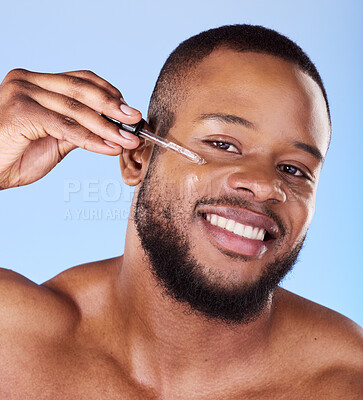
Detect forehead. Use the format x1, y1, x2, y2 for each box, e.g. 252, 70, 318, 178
174, 48, 330, 155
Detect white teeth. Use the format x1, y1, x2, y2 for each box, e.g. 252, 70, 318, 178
244, 225, 253, 238
204, 213, 266, 241
217, 216, 227, 229
233, 223, 245, 236
210, 214, 218, 226
257, 229, 265, 241
252, 227, 259, 239
225, 219, 236, 232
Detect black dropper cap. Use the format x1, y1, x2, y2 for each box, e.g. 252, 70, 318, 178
101, 114, 145, 137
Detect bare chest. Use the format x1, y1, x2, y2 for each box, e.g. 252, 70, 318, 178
0, 341, 355, 400
0, 348, 148, 400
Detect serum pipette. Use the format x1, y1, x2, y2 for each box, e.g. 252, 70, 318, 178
102, 114, 206, 166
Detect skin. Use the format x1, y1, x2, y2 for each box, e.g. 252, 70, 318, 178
0, 51, 362, 399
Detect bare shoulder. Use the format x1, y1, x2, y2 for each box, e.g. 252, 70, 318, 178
43, 256, 121, 315
0, 256, 120, 350
275, 288, 363, 397
0, 267, 79, 337
276, 287, 363, 344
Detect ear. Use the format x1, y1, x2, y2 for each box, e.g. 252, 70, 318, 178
119, 140, 153, 186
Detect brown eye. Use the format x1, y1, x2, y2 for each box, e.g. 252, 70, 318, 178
211, 141, 239, 153
278, 165, 305, 177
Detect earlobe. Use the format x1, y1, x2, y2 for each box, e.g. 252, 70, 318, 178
119, 141, 153, 187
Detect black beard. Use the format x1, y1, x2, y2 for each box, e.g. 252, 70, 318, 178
134, 166, 305, 326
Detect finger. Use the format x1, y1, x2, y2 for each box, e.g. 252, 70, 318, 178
19, 80, 140, 150
20, 97, 124, 156
61, 70, 122, 99
5, 69, 142, 124
57, 139, 77, 159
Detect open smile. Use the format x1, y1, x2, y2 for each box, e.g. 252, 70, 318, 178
197, 206, 280, 257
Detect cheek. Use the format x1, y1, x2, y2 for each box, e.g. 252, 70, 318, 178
159, 151, 230, 200
179, 164, 242, 200
285, 183, 317, 240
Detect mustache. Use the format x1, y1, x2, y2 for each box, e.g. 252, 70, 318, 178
194, 195, 286, 238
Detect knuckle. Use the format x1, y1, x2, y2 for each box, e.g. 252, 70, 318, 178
111, 87, 122, 98
64, 97, 83, 111
1, 80, 32, 101
101, 92, 116, 106
66, 75, 85, 97
55, 115, 80, 141
4, 68, 28, 82
80, 69, 95, 77
61, 115, 79, 129
0, 95, 29, 125
4, 79, 24, 94
67, 75, 84, 86
8, 94, 31, 112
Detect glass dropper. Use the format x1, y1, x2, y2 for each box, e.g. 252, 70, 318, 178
101, 114, 206, 166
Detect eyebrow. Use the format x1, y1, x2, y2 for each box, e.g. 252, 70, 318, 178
196, 113, 323, 162
196, 113, 255, 129
293, 141, 324, 162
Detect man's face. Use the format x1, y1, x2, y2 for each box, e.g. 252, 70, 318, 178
133, 49, 330, 324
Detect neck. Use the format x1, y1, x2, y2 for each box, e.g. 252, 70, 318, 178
111, 223, 278, 391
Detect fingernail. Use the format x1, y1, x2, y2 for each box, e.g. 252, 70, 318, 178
104, 140, 121, 149
119, 129, 137, 140
120, 103, 140, 115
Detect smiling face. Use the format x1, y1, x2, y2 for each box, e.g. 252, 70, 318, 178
131, 49, 330, 324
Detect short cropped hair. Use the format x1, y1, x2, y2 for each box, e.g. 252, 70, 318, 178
147, 24, 330, 140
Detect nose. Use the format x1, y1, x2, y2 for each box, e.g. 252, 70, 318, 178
227, 162, 287, 204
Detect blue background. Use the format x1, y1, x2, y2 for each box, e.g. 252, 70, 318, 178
0, 0, 361, 326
